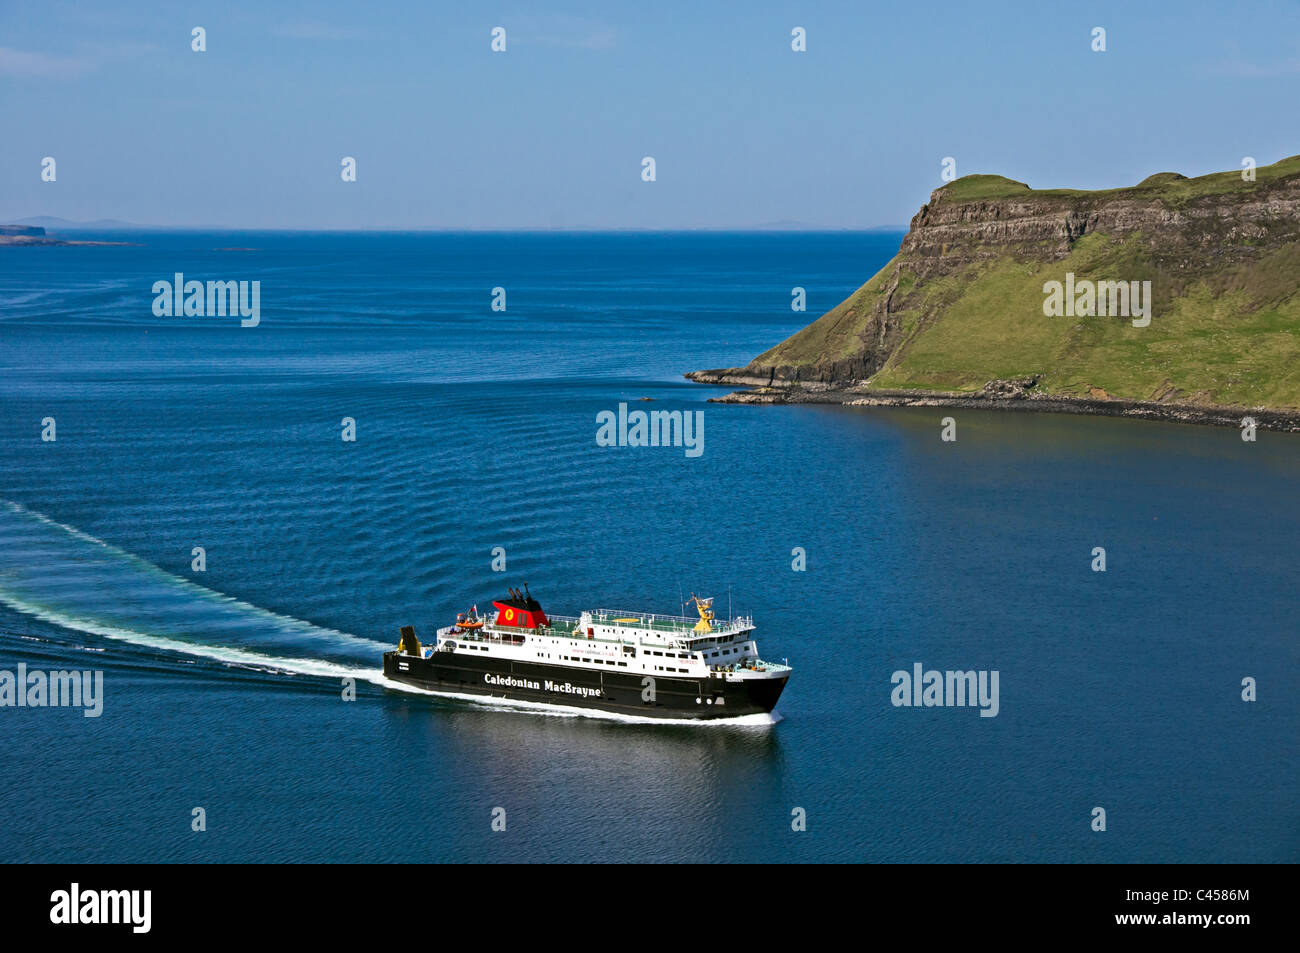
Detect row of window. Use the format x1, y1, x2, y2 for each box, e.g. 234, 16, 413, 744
557, 655, 628, 668
705, 645, 747, 659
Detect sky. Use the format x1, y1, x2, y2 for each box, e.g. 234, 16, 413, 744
2, 0, 1298, 229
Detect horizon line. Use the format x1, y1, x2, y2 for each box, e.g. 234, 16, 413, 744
5, 219, 909, 234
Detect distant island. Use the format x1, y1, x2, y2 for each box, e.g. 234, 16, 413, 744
689, 156, 1300, 431
0, 224, 134, 247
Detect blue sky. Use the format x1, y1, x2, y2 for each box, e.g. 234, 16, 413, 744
2, 0, 1298, 228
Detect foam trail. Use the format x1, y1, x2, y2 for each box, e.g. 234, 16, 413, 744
0, 590, 384, 681
0, 500, 386, 672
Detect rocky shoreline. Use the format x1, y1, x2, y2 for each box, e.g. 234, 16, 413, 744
685, 369, 1300, 433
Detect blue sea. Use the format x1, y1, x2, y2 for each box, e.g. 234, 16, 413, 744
0, 231, 1296, 863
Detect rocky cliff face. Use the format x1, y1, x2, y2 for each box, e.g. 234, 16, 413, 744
734, 158, 1300, 388
903, 175, 1300, 267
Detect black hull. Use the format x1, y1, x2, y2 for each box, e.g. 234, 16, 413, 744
382, 650, 787, 720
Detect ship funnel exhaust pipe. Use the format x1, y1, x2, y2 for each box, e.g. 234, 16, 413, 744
398, 625, 422, 656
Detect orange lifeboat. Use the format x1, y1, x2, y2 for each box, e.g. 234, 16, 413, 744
455, 611, 484, 631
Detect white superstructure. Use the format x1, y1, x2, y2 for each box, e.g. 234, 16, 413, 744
432, 600, 789, 685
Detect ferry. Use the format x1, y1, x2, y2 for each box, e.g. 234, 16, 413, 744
382, 586, 791, 720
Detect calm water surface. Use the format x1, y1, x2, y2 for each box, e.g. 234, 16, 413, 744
0, 232, 1295, 862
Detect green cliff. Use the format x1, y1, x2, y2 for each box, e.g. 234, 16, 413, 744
734, 156, 1300, 410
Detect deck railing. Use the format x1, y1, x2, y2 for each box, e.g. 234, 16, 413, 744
585, 610, 753, 636
479, 618, 750, 647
